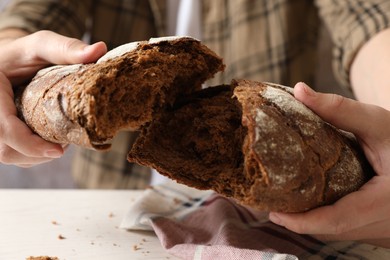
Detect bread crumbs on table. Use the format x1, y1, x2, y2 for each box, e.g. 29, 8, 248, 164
173, 198, 181, 205
108, 212, 115, 218
51, 221, 59, 225
58, 234, 66, 240
133, 245, 140, 251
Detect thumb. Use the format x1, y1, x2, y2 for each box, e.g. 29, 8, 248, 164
293, 82, 390, 140
25, 30, 107, 64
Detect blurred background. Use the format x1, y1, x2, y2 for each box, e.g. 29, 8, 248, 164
0, 0, 351, 189
0, 146, 76, 188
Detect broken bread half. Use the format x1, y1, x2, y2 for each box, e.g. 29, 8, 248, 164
127, 79, 374, 213
15, 36, 224, 150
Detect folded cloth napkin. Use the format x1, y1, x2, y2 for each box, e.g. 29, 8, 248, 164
121, 181, 390, 260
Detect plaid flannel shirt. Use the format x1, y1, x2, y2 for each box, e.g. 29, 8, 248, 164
0, 0, 389, 189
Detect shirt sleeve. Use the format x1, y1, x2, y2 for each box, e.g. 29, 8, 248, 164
316, 0, 390, 88
0, 0, 92, 39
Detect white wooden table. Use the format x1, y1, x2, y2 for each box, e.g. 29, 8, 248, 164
0, 189, 180, 260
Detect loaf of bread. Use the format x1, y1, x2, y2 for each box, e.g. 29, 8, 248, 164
15, 36, 224, 150
17, 36, 373, 212
127, 79, 374, 213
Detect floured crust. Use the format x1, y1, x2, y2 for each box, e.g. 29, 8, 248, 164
15, 36, 224, 150
234, 80, 371, 211
96, 36, 199, 63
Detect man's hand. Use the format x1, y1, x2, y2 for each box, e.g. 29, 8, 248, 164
0, 30, 107, 167
269, 82, 390, 248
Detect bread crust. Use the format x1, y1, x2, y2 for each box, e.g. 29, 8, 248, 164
233, 80, 372, 212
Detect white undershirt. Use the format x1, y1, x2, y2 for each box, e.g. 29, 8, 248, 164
150, 0, 202, 185
167, 0, 202, 39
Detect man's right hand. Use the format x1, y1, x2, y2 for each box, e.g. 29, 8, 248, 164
269, 82, 390, 248
0, 30, 107, 167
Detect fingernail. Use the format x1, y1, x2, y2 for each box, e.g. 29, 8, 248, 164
83, 44, 94, 52
299, 82, 315, 97
269, 212, 282, 225
45, 150, 63, 158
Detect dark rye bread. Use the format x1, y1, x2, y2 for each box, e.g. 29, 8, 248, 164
15, 36, 224, 150
128, 79, 374, 213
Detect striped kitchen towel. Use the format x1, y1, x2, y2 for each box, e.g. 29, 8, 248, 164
121, 181, 390, 260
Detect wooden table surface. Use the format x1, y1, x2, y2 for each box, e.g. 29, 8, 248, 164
0, 189, 179, 260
